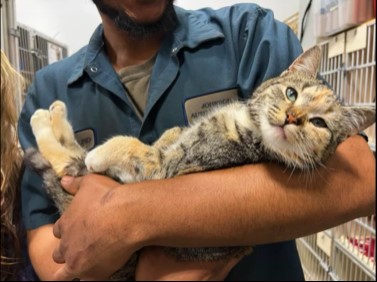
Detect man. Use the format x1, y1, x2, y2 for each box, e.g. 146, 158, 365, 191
18, 0, 376, 280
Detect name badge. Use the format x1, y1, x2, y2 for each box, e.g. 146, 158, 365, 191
184, 89, 239, 125
74, 128, 95, 150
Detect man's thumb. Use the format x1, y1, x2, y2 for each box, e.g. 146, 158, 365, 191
60, 176, 79, 195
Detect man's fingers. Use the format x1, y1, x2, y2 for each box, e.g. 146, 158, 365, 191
53, 265, 76, 281
52, 218, 66, 263
54, 265, 100, 282
60, 176, 82, 195
52, 239, 66, 264
53, 218, 62, 239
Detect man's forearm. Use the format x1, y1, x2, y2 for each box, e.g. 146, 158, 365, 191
50, 135, 374, 280
28, 225, 61, 280
120, 135, 375, 248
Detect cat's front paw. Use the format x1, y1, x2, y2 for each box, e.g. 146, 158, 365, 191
85, 147, 110, 173
30, 109, 51, 133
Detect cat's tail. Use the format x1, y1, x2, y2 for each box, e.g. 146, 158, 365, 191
24, 147, 53, 177
24, 147, 73, 214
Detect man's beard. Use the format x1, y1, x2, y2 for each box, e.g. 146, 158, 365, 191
92, 0, 177, 39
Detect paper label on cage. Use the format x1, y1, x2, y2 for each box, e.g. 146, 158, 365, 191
346, 25, 367, 53
329, 33, 345, 58
316, 231, 332, 257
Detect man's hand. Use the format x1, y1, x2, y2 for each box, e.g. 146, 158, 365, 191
135, 247, 240, 281
52, 174, 138, 281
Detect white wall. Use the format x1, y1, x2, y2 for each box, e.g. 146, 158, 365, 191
298, 0, 320, 50
16, 0, 299, 55
16, 0, 101, 54
176, 0, 299, 23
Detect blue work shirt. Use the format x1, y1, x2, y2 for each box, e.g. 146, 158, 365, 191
18, 4, 304, 281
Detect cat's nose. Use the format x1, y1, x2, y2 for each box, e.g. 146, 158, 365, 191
285, 112, 299, 125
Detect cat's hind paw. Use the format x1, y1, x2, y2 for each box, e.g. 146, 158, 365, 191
30, 109, 51, 134
49, 100, 67, 119
48, 100, 83, 153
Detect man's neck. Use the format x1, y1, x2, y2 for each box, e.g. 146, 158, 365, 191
101, 15, 165, 72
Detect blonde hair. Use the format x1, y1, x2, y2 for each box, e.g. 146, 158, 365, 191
1, 50, 24, 280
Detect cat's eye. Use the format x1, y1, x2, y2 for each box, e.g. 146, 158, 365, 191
310, 118, 327, 128
286, 87, 298, 102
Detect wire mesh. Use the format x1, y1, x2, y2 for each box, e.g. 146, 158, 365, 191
15, 24, 68, 99
297, 19, 376, 282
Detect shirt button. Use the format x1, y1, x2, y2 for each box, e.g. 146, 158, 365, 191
90, 66, 98, 73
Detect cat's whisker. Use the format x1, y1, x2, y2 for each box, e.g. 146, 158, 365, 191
313, 167, 328, 186
317, 161, 327, 170
320, 163, 336, 173
286, 165, 296, 182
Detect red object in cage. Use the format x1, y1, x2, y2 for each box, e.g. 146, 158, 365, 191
348, 236, 376, 259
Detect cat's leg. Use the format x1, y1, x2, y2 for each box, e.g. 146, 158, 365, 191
153, 126, 184, 149
30, 109, 81, 177
85, 136, 163, 183
49, 100, 86, 156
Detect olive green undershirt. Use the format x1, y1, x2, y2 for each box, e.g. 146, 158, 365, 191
118, 56, 156, 119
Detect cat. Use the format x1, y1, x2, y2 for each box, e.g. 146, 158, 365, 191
24, 45, 376, 280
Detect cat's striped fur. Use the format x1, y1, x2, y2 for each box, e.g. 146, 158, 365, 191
25, 45, 376, 280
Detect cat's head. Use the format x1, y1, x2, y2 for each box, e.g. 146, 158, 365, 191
254, 45, 375, 169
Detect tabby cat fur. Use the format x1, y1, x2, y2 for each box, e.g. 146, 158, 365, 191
25, 45, 376, 280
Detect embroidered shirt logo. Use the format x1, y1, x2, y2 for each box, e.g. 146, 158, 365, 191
74, 129, 95, 150
184, 89, 238, 124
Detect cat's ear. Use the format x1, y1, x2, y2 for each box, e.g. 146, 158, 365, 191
281, 45, 321, 79
340, 105, 376, 138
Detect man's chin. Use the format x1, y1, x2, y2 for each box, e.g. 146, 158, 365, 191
93, 0, 177, 39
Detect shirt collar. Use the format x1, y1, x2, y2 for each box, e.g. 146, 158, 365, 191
172, 6, 225, 52
67, 24, 105, 85
67, 6, 224, 85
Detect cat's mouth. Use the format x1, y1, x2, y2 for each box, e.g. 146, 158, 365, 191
270, 123, 287, 140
